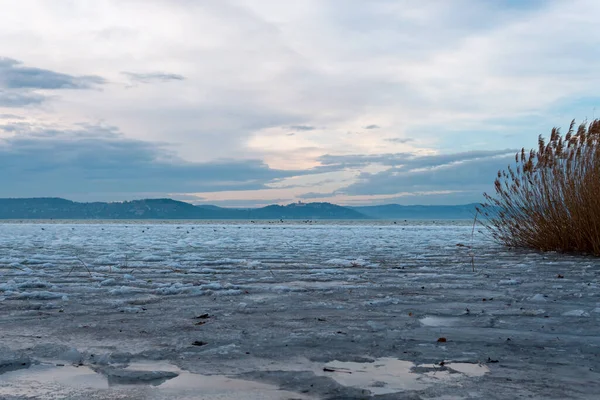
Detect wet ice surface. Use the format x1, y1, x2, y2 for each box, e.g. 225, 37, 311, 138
0, 357, 488, 399
1, 220, 600, 399
0, 361, 312, 400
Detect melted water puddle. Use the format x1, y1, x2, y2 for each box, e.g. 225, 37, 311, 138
0, 358, 489, 398
0, 362, 312, 400
126, 362, 298, 393
0, 364, 108, 389
318, 357, 489, 395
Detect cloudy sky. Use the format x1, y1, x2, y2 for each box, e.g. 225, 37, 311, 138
1, 0, 598, 206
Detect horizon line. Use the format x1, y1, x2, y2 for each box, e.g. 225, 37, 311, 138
0, 196, 483, 209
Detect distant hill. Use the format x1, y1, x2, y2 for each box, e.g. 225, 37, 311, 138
0, 198, 484, 220
0, 198, 210, 219
0, 198, 368, 220
351, 203, 480, 220
247, 202, 367, 219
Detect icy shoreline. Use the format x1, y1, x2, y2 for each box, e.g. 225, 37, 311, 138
1, 221, 599, 399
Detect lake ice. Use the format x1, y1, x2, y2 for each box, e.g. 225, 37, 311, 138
1, 220, 599, 399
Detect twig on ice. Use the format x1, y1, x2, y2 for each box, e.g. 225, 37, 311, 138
67, 256, 92, 278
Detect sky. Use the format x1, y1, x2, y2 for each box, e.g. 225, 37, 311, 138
0, 0, 599, 207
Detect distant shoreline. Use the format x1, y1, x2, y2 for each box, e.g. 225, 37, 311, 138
0, 219, 475, 226
0, 197, 481, 220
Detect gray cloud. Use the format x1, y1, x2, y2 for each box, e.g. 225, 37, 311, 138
270, 178, 337, 190
339, 150, 517, 196
122, 71, 185, 84
318, 149, 516, 169
0, 113, 24, 119
397, 150, 518, 170
290, 125, 316, 131
385, 137, 414, 144
0, 124, 332, 198
0, 122, 31, 132
317, 152, 414, 169
353, 191, 488, 206
296, 192, 337, 199
0, 57, 105, 89
363, 124, 380, 129
0, 89, 46, 107
195, 198, 293, 208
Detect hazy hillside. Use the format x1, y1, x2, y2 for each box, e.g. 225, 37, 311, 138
247, 202, 368, 219
0, 198, 488, 220
351, 204, 480, 219
0, 198, 368, 219
0, 198, 213, 219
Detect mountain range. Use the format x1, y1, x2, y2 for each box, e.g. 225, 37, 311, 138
0, 198, 480, 220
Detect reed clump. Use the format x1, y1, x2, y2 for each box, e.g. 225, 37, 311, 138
478, 119, 600, 256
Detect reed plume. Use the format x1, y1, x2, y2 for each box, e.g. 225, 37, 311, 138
478, 119, 600, 255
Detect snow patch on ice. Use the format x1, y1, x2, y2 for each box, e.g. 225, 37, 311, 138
562, 310, 590, 317
14, 291, 67, 300
499, 279, 520, 286
108, 286, 145, 296
364, 297, 400, 306
153, 283, 201, 296
324, 258, 371, 267
530, 294, 547, 302
0, 280, 18, 291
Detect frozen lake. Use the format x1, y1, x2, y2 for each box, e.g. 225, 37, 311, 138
1, 220, 599, 399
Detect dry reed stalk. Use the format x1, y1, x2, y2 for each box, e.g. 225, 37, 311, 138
470, 209, 478, 271
67, 256, 93, 277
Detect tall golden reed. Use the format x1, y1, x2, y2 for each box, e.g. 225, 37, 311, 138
478, 119, 600, 255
